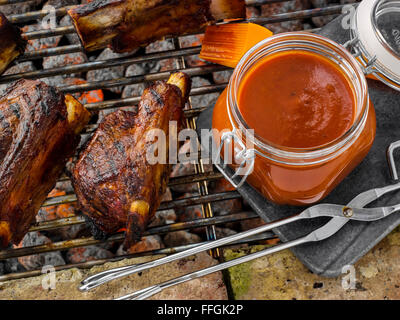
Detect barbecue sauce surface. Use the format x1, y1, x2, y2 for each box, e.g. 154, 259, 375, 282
237, 51, 355, 148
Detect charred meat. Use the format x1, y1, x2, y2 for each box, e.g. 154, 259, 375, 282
68, 0, 245, 52
72, 72, 191, 248
0, 79, 90, 248
0, 12, 26, 75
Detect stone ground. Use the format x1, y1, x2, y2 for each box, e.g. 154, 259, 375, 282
0, 252, 227, 300
1, 226, 400, 299
224, 227, 400, 300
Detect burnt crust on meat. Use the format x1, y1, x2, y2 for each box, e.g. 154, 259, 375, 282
71, 0, 124, 16
0, 79, 89, 248
72, 72, 191, 248
0, 12, 27, 75
68, 0, 245, 53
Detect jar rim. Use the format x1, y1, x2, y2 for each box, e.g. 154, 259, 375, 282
227, 32, 370, 165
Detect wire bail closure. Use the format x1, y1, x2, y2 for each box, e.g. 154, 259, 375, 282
343, 35, 378, 76
213, 129, 255, 188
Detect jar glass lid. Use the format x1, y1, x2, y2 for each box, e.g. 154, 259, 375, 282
350, 0, 400, 90
374, 1, 400, 55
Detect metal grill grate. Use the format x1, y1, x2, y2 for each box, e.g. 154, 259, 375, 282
0, 0, 359, 283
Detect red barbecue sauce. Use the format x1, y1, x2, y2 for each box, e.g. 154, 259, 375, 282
237, 51, 355, 148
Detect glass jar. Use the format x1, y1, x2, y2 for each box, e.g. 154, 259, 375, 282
212, 32, 376, 206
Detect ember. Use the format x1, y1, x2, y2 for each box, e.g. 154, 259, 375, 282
15, 232, 66, 271
122, 64, 148, 99
164, 231, 202, 247
63, 78, 104, 104
36, 189, 69, 222
145, 40, 177, 73
0, 0, 39, 15
180, 35, 206, 68
209, 179, 243, 216
0, 62, 36, 95
66, 246, 113, 264
46, 0, 79, 8
60, 15, 81, 44
148, 189, 177, 227
190, 77, 220, 108
86, 48, 135, 94
43, 52, 88, 75
21, 24, 62, 51
121, 236, 164, 255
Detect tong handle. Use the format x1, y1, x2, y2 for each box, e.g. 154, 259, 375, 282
81, 264, 141, 286
349, 204, 400, 221
80, 214, 302, 291
116, 236, 309, 300
347, 181, 400, 211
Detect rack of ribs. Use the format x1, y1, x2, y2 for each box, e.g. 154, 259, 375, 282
68, 0, 245, 52
0, 79, 90, 248
72, 72, 191, 248
0, 12, 26, 75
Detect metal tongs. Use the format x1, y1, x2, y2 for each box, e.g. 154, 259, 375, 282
78, 142, 400, 300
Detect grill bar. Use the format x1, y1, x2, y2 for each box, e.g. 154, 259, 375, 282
31, 210, 256, 234
4, 0, 292, 24
42, 190, 241, 209
81, 111, 214, 139
0, 0, 295, 7
22, 25, 76, 40
8, 6, 76, 24
59, 65, 229, 94
0, 47, 204, 84
47, 171, 224, 222
9, 3, 351, 25
173, 37, 220, 257
0, 0, 30, 4
249, 4, 348, 25
1, 211, 259, 260
18, 4, 350, 42
82, 105, 215, 136
18, 44, 83, 61
1, 170, 232, 264
50, 171, 223, 205
246, 0, 290, 5
83, 84, 226, 113
0, 0, 290, 6
0, 231, 275, 282
81, 105, 209, 135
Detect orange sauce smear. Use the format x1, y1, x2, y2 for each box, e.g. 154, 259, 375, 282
237, 51, 355, 148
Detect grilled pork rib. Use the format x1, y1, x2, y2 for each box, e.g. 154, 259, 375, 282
72, 72, 191, 248
0, 12, 26, 75
68, 0, 245, 52
0, 79, 90, 248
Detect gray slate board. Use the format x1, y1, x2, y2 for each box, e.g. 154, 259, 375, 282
196, 15, 400, 277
